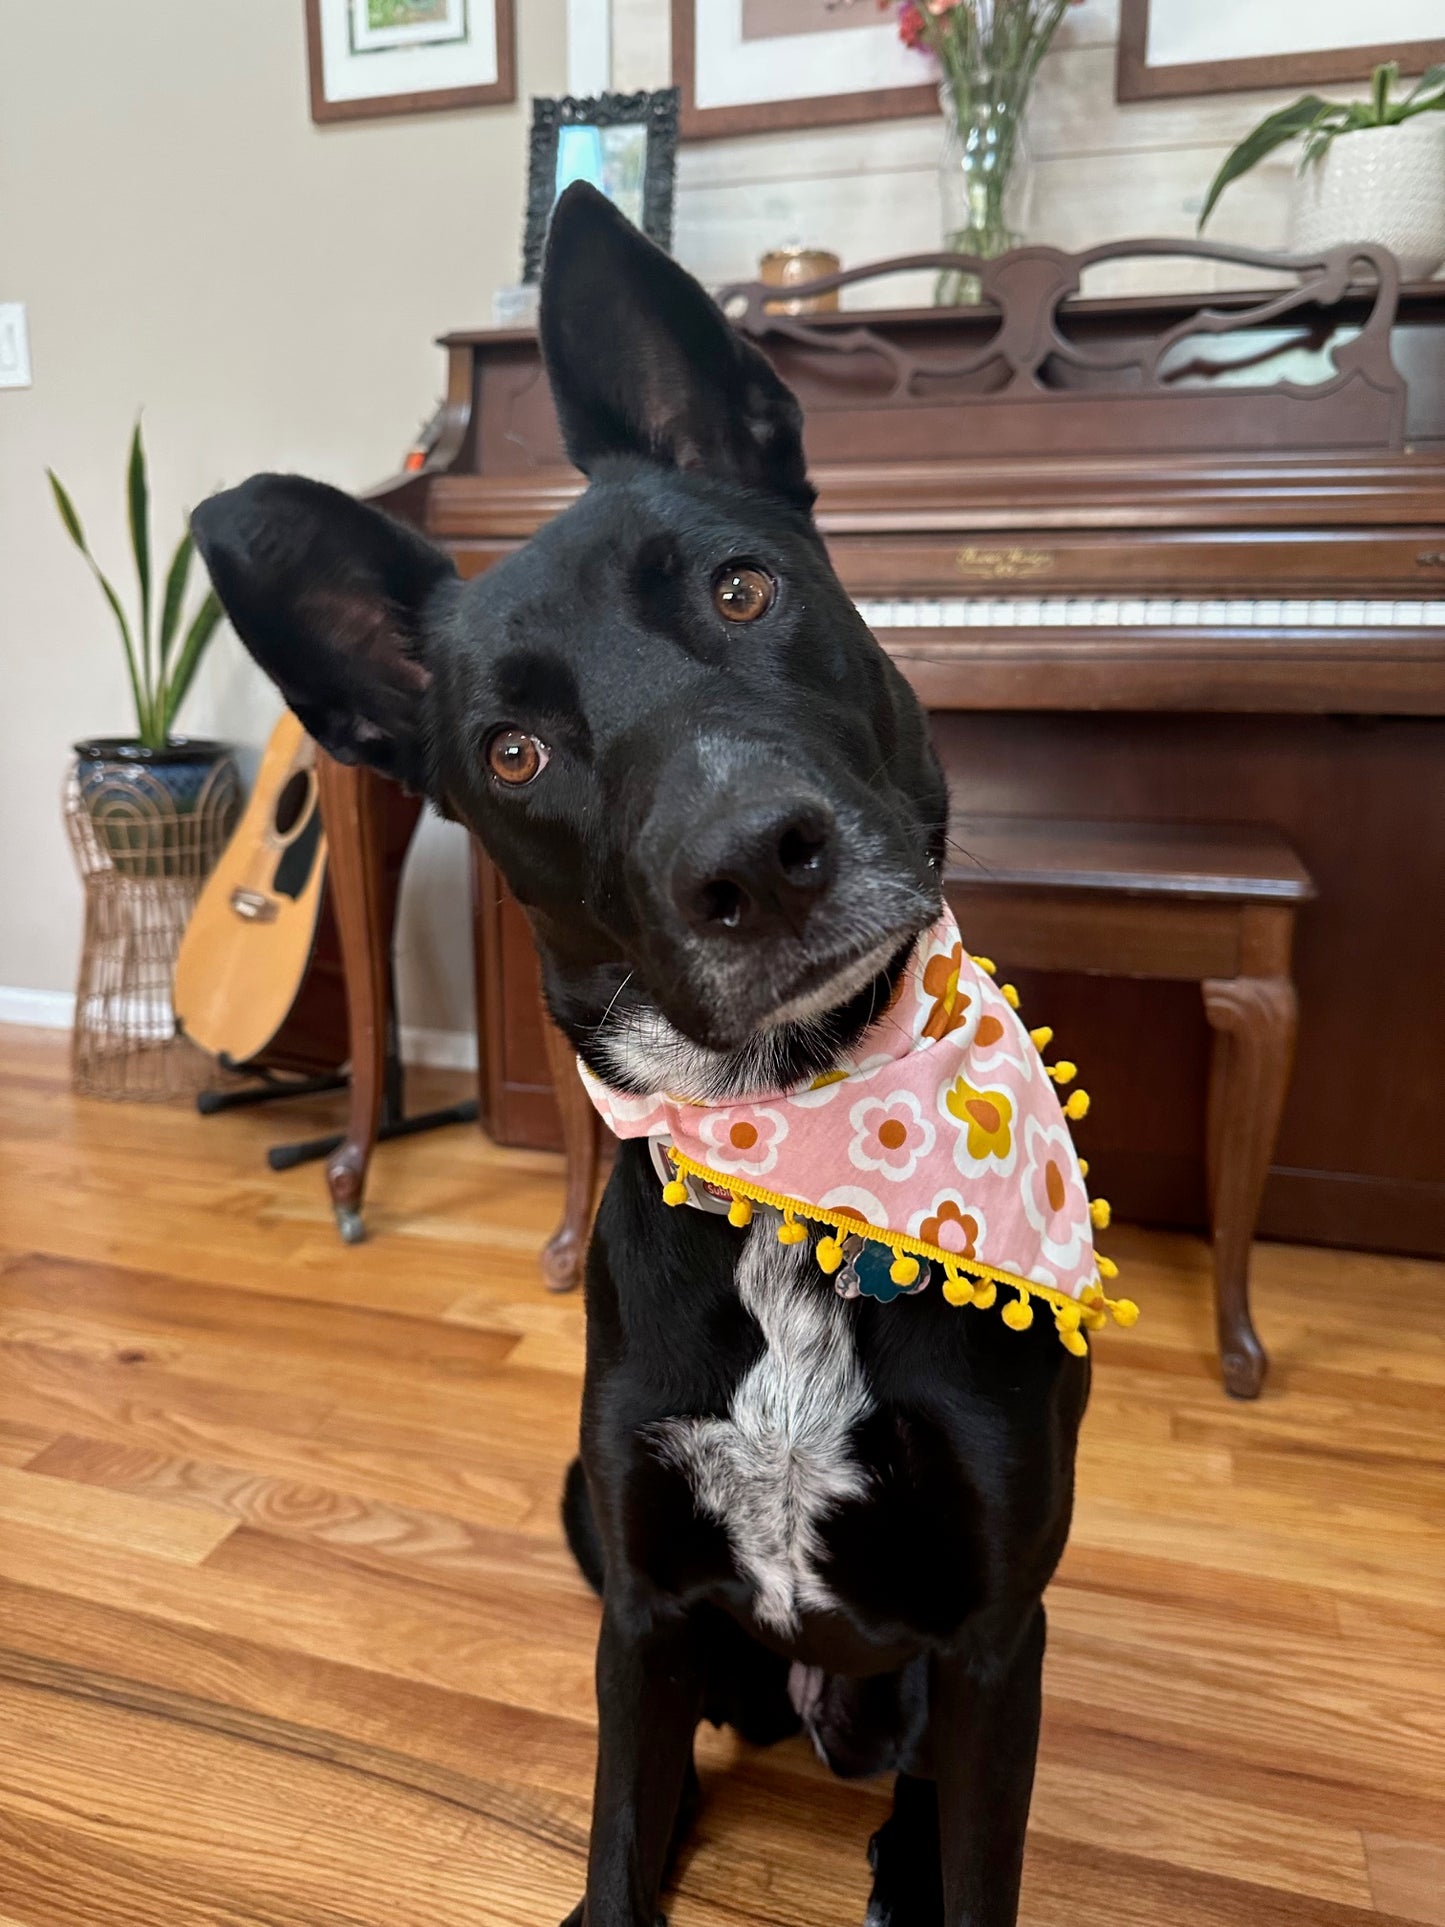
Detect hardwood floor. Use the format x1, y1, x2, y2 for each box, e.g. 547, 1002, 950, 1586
1, 1022, 1442, 1927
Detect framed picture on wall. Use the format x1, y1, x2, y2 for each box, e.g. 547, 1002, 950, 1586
522, 90, 679, 281
305, 0, 516, 124
671, 0, 936, 140
1117, 0, 1445, 102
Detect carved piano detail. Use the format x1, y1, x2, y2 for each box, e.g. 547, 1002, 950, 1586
326, 238, 1445, 1259
717, 239, 1407, 450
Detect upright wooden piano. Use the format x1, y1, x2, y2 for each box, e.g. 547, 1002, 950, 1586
336, 238, 1445, 1260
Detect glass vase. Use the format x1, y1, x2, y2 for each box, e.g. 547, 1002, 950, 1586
936, 78, 1033, 306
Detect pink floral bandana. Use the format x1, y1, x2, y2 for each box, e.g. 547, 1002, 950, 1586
580, 910, 1137, 1354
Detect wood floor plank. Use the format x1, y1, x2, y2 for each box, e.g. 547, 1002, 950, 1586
1042, 1591, 1445, 1803
0, 1419, 51, 1468
1029, 1753, 1374, 1906
0, 1382, 552, 1534
0, 1680, 580, 1927
25, 1435, 587, 1591
0, 1461, 234, 1564
0, 1248, 524, 1379
1363, 1834, 1445, 1926
0, 1514, 599, 1725
1, 1022, 1442, 1926
0, 1578, 597, 1805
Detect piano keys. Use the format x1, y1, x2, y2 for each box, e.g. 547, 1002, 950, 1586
854, 598, 1445, 628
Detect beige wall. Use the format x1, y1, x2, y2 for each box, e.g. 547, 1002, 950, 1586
0, 0, 567, 1041
0, 0, 1371, 1041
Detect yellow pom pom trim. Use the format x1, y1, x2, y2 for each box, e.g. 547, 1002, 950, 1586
1048, 1060, 1077, 1086
1002, 1293, 1034, 1332
653, 1151, 1140, 1354
1077, 1157, 1089, 1178
1029, 1025, 1053, 1050
1063, 1088, 1091, 1120
1089, 1197, 1111, 1230
972, 955, 997, 976
1001, 982, 1021, 1009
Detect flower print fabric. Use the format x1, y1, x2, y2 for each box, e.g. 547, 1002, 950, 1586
579, 908, 1099, 1303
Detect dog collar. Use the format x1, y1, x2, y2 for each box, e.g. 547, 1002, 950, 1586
580, 909, 1135, 1353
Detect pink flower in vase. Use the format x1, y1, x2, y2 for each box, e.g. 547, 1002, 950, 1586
896, 3, 927, 47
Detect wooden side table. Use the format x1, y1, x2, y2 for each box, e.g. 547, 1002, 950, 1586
944, 816, 1315, 1398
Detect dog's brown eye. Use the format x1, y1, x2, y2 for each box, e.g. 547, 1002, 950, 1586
713, 563, 775, 623
486, 727, 549, 786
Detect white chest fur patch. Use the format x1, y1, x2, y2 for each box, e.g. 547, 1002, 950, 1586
653, 1221, 873, 1635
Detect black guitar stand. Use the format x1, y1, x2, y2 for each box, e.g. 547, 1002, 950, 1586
197, 1064, 348, 1117
265, 1015, 478, 1193
195, 1013, 478, 1221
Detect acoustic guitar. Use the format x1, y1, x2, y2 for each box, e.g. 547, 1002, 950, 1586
175, 710, 349, 1076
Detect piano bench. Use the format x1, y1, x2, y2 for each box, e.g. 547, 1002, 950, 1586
944, 815, 1316, 1400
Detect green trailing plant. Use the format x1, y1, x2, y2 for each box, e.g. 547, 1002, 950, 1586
1200, 61, 1445, 231
47, 418, 224, 752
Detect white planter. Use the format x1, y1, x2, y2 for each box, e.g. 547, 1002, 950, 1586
1288, 116, 1445, 279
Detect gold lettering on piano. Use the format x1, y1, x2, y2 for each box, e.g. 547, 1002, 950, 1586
954, 546, 1056, 581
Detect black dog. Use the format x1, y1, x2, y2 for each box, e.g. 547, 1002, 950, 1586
192, 182, 1088, 1927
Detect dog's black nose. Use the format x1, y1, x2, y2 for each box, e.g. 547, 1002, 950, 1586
672, 799, 837, 937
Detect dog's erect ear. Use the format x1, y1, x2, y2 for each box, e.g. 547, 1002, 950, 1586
191, 474, 458, 789
539, 182, 814, 512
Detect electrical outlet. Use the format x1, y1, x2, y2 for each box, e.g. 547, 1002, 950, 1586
0, 303, 32, 388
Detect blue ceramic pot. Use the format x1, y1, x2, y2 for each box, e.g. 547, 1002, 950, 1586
73, 737, 231, 810
72, 737, 237, 878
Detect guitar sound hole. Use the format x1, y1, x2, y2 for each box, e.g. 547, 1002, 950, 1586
273, 809, 322, 902
274, 769, 312, 839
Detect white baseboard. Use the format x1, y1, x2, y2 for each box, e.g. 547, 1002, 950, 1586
0, 986, 75, 1029
0, 987, 478, 1074
397, 1024, 479, 1073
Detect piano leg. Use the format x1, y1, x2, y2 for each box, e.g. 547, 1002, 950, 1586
539, 1008, 601, 1293
315, 752, 393, 1243
1203, 966, 1298, 1399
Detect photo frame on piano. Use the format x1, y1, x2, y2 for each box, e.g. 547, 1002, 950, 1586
1117, 0, 1445, 102
522, 90, 679, 284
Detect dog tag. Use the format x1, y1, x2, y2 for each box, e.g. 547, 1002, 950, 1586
852, 1238, 933, 1304
834, 1232, 865, 1300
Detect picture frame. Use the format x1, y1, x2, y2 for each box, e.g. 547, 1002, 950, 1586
522, 89, 680, 282
1116, 0, 1445, 102
305, 0, 516, 125
671, 0, 936, 141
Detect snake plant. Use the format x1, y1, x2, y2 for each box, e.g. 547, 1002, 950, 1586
48, 418, 224, 751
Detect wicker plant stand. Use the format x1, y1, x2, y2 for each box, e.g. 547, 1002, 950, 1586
65, 746, 240, 1100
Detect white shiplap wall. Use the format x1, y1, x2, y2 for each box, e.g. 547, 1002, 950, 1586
615, 0, 1317, 299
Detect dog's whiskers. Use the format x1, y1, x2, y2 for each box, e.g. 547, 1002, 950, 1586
588, 969, 636, 1039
